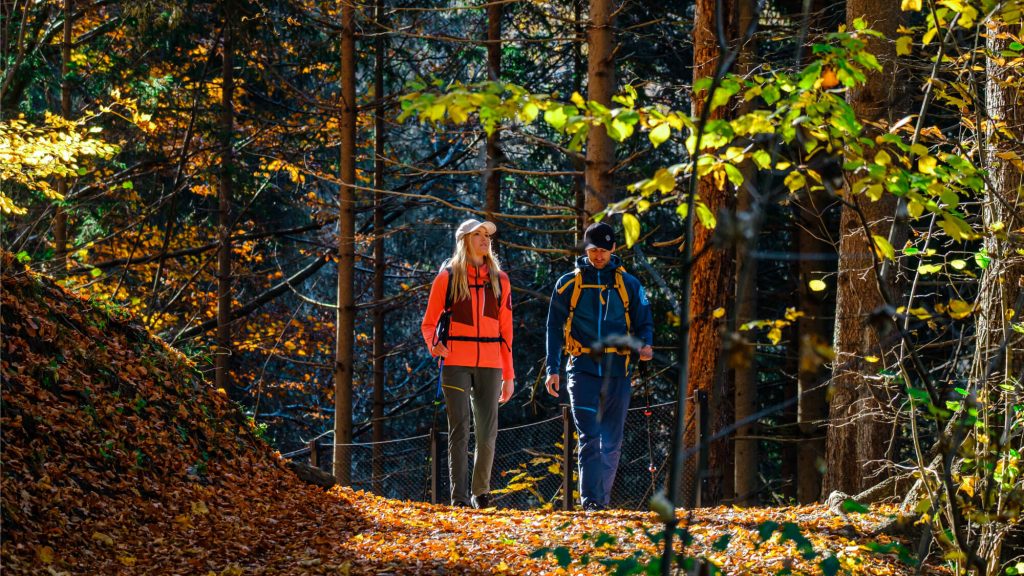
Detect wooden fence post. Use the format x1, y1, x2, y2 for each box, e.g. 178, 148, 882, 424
309, 439, 319, 469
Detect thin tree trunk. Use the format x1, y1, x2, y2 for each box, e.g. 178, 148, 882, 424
795, 189, 832, 503
334, 0, 357, 485
584, 0, 615, 219
684, 0, 735, 508
572, 0, 586, 239
975, 20, 1024, 573
483, 1, 501, 220
371, 0, 387, 495
823, 0, 901, 496
53, 0, 72, 275
215, 0, 234, 392
731, 0, 757, 506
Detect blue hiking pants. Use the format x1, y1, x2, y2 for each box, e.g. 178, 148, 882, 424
566, 371, 631, 508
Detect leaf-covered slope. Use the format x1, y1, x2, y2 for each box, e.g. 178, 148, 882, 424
0, 254, 363, 574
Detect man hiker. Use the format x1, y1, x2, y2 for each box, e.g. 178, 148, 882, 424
544, 221, 654, 511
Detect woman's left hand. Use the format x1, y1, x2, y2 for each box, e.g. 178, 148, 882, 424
499, 379, 514, 404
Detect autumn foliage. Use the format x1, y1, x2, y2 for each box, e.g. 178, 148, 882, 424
1, 252, 951, 574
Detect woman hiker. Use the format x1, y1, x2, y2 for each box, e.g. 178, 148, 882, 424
421, 218, 515, 509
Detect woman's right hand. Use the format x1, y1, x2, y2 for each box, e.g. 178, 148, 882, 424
431, 343, 449, 358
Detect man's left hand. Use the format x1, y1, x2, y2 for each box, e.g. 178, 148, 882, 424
639, 345, 653, 361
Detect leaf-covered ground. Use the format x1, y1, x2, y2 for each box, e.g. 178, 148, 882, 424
1, 254, 947, 575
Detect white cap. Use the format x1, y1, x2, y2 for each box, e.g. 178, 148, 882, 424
455, 219, 497, 242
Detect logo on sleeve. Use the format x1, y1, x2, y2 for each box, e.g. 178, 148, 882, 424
638, 287, 649, 306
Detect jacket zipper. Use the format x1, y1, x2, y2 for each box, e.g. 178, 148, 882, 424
597, 269, 603, 377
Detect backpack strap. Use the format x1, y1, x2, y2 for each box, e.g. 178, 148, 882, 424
560, 266, 633, 362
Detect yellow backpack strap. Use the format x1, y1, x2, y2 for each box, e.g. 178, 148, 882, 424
559, 270, 585, 356
614, 268, 631, 335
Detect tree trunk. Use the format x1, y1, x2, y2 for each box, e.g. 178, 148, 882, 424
795, 189, 832, 504
584, 0, 615, 219
975, 19, 1024, 574
684, 0, 735, 508
334, 0, 357, 485
370, 0, 387, 495
731, 0, 757, 506
53, 0, 72, 275
822, 0, 901, 497
572, 0, 586, 239
215, 0, 234, 392
483, 1, 501, 220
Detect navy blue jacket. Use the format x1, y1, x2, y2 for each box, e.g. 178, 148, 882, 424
546, 255, 654, 379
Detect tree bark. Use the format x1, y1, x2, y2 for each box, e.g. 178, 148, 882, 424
584, 0, 615, 219
572, 0, 586, 239
215, 0, 235, 393
976, 19, 1024, 575
731, 0, 757, 506
483, 0, 502, 220
371, 0, 387, 495
334, 0, 357, 485
684, 0, 735, 508
53, 0, 72, 275
822, 0, 902, 497
795, 189, 833, 504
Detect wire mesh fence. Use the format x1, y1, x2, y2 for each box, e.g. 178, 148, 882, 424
311, 399, 684, 511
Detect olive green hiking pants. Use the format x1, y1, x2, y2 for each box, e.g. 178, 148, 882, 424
441, 365, 501, 506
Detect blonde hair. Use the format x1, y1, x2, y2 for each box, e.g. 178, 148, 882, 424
448, 235, 502, 303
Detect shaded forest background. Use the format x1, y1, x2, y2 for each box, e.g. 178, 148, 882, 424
2, 0, 1022, 572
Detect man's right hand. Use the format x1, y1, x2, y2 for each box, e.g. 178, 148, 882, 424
544, 374, 560, 397
431, 343, 449, 358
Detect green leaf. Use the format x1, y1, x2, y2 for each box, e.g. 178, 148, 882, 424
649, 122, 671, 148
975, 249, 991, 269
757, 520, 779, 542
544, 106, 568, 131
122, 181, 134, 190
820, 556, 841, 576
622, 213, 641, 248
712, 534, 731, 551
90, 268, 103, 278
751, 149, 771, 169
723, 163, 744, 187
841, 499, 869, 514
15, 251, 31, 263
553, 546, 572, 568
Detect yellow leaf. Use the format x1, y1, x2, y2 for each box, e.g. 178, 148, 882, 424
901, 0, 922, 11
874, 149, 891, 166
713, 307, 726, 319
872, 234, 896, 261
918, 155, 937, 174
191, 500, 210, 515
570, 91, 586, 108
896, 36, 913, 56
865, 355, 880, 363
767, 327, 782, 345
36, 546, 55, 564
959, 475, 977, 498
947, 299, 974, 320
622, 213, 641, 248
92, 532, 114, 546
809, 279, 827, 292
119, 556, 137, 567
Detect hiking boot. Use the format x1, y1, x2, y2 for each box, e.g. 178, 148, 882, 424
471, 493, 491, 509
582, 501, 605, 513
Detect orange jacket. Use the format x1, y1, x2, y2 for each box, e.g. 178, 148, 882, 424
421, 264, 514, 380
